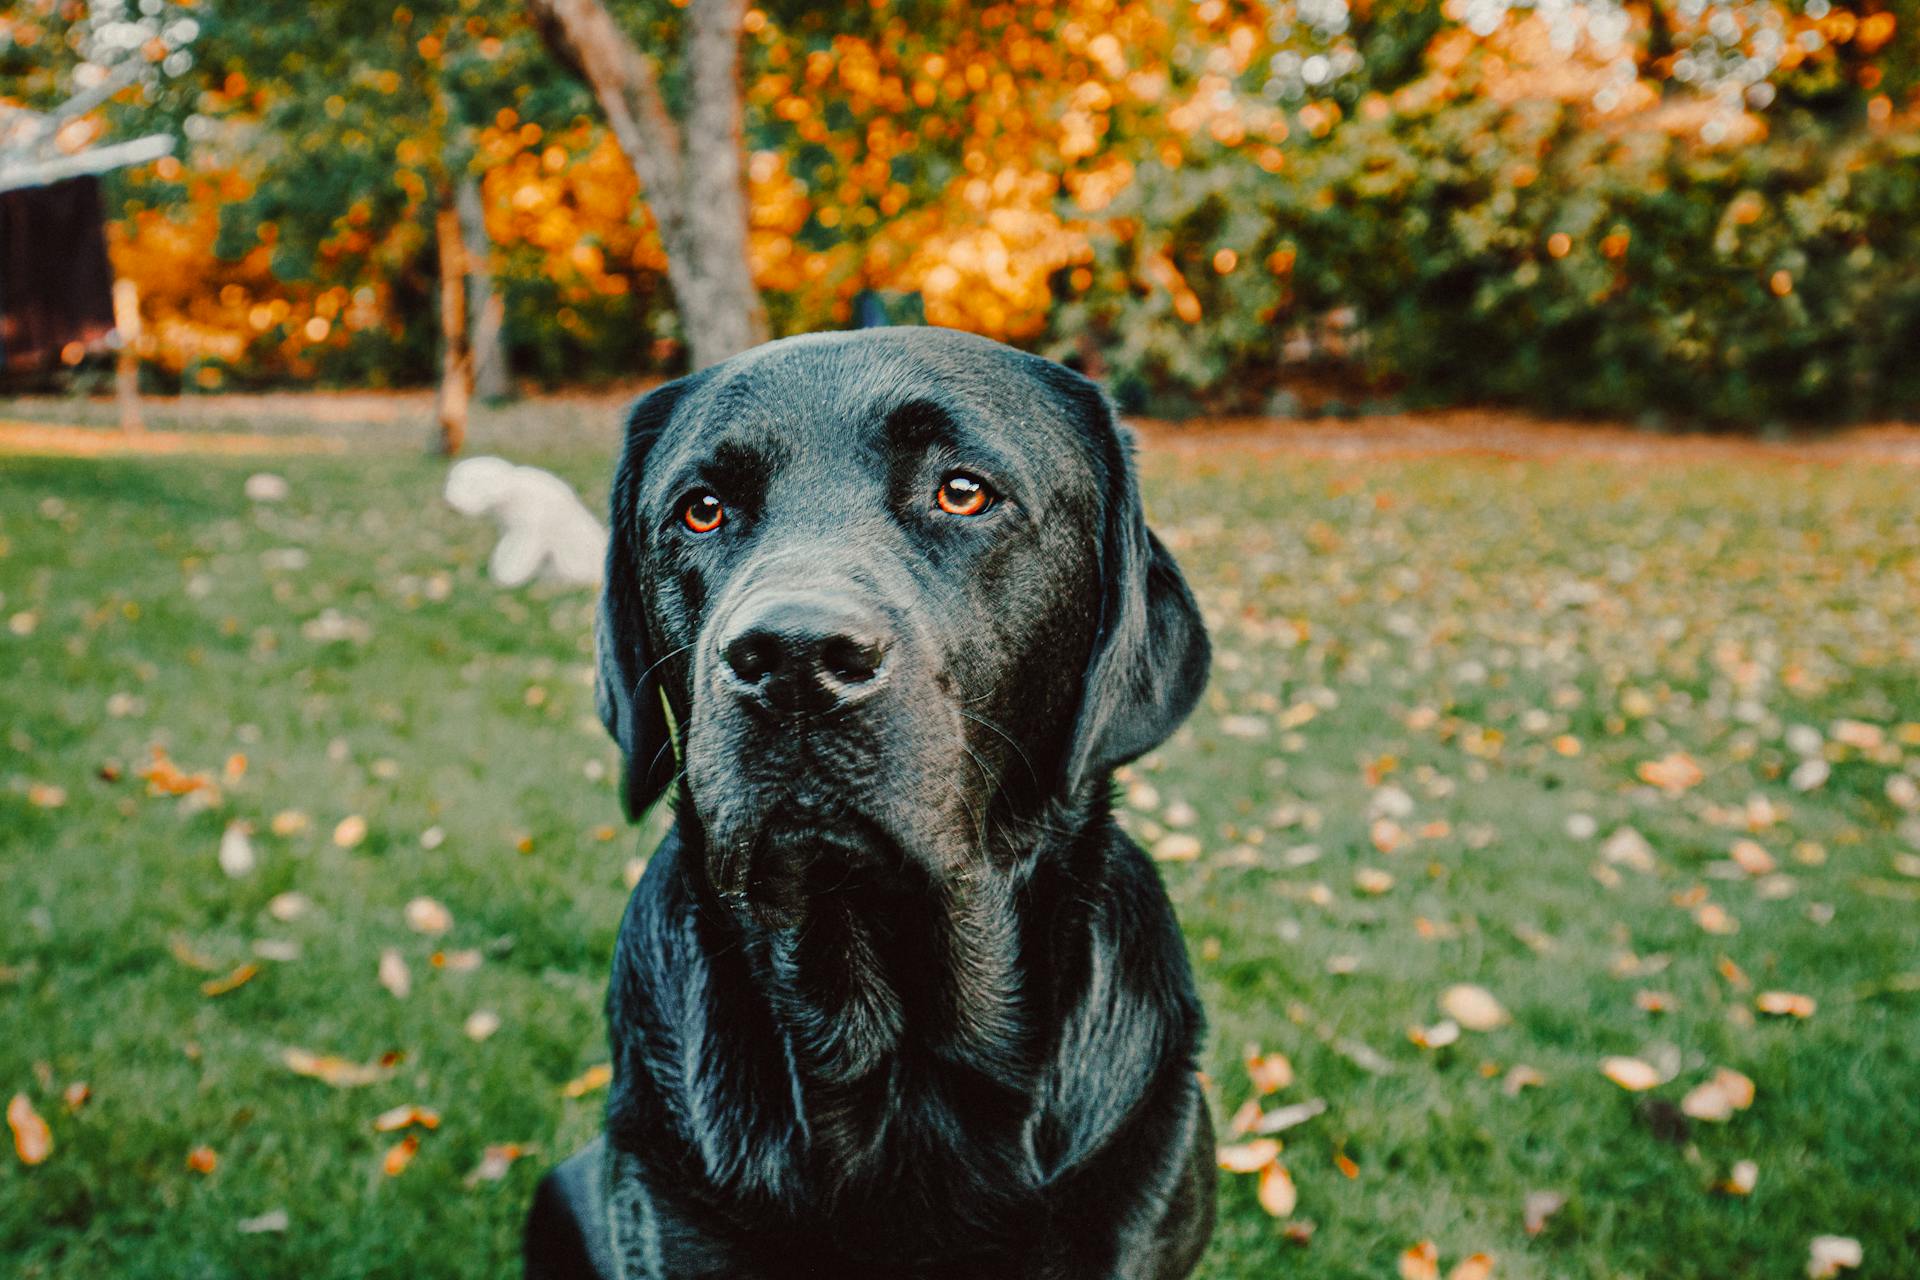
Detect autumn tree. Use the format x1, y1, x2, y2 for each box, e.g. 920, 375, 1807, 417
527, 0, 765, 368
189, 0, 557, 451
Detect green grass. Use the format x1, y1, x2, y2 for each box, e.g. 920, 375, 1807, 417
4, 416, 1919, 1279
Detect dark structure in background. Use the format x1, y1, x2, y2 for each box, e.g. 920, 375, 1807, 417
0, 175, 117, 372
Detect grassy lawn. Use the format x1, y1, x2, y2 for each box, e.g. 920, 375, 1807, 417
4, 411, 1919, 1279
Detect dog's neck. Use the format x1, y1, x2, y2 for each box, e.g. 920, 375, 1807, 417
706, 797, 1104, 1092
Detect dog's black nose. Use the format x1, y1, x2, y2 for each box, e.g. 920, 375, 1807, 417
719, 595, 891, 714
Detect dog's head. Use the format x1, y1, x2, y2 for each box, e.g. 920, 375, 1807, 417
597, 329, 1207, 916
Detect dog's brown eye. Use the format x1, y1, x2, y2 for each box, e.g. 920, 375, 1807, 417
683, 492, 724, 533
936, 472, 992, 517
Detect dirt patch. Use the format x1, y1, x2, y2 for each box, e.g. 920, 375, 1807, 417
1130, 409, 1920, 465
0, 421, 347, 458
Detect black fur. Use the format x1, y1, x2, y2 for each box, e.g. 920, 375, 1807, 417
530, 328, 1215, 1279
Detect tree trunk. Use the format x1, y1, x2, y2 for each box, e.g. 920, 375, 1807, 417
456, 171, 511, 402
433, 193, 472, 456
110, 278, 144, 435
528, 0, 766, 369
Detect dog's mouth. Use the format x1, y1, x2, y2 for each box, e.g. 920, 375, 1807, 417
702, 790, 907, 916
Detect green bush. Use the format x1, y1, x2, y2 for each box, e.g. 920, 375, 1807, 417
1059, 105, 1920, 426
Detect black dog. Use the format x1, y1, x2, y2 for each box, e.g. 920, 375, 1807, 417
525, 328, 1214, 1279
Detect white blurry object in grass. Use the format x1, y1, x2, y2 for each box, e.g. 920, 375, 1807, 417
444, 457, 606, 588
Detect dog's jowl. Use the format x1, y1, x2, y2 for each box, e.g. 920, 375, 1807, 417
524, 328, 1215, 1280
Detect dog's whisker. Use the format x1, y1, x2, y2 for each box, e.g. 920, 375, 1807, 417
957, 708, 1040, 786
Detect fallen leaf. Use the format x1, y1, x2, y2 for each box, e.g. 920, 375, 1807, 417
1256, 1161, 1298, 1217
560, 1064, 612, 1098
372, 1104, 441, 1133
1354, 867, 1396, 895
1807, 1235, 1863, 1278
381, 1133, 420, 1177
1600, 1056, 1662, 1091
1334, 1152, 1359, 1179
1503, 1065, 1545, 1095
1151, 833, 1202, 862
187, 1145, 218, 1174
1634, 989, 1676, 1013
464, 1009, 502, 1042
8, 1094, 51, 1165
1693, 903, 1739, 935
333, 815, 368, 849
1756, 991, 1817, 1018
1246, 1051, 1294, 1094
1789, 758, 1831, 791
464, 1142, 535, 1187
1601, 827, 1657, 872
1729, 840, 1777, 876
1681, 1068, 1756, 1122
236, 1208, 290, 1234
1449, 1254, 1496, 1280
404, 896, 453, 936
1398, 1240, 1440, 1280
378, 948, 411, 999
267, 891, 312, 922
1441, 984, 1509, 1031
1252, 1098, 1329, 1135
1409, 1020, 1461, 1049
201, 963, 260, 997
1523, 1189, 1566, 1235
218, 822, 256, 878
1217, 1138, 1281, 1173
61, 1082, 89, 1111
269, 810, 309, 837
1720, 1159, 1759, 1195
1638, 753, 1704, 793
281, 1047, 393, 1088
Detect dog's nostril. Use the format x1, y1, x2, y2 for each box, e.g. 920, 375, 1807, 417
723, 632, 782, 685
822, 636, 886, 684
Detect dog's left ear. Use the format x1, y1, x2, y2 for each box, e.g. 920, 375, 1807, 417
1053, 370, 1211, 796
597, 375, 701, 820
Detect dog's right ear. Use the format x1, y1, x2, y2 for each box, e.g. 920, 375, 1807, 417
596, 376, 697, 821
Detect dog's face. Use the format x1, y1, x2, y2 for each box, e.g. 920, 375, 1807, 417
597, 329, 1207, 917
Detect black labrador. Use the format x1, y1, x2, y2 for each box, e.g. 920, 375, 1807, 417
525, 327, 1214, 1279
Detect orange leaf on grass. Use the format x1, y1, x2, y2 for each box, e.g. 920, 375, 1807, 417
1637, 752, 1704, 793
201, 962, 259, 997
1757, 991, 1817, 1018
382, 1133, 421, 1177
8, 1094, 51, 1165
560, 1064, 613, 1098
1449, 1254, 1496, 1280
372, 1104, 441, 1133
1523, 1190, 1566, 1235
281, 1047, 393, 1088
1440, 984, 1508, 1031
1681, 1068, 1756, 1122
1398, 1241, 1440, 1280
186, 1145, 218, 1174
1245, 1051, 1294, 1094
1601, 1057, 1662, 1091
1256, 1161, 1297, 1217
1217, 1138, 1281, 1173
465, 1142, 536, 1187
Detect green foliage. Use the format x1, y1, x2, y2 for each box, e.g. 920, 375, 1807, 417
1062, 105, 1920, 425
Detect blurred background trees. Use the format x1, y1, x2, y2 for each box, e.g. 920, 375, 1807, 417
5, 0, 1915, 427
